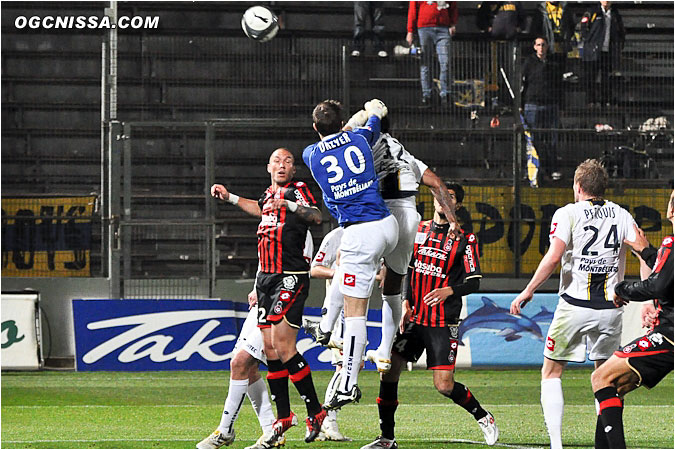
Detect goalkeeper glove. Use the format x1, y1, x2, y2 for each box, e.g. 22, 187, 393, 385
345, 110, 368, 130
364, 99, 388, 119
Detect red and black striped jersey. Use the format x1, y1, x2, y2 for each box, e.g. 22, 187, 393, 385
407, 220, 482, 327
257, 181, 317, 274
616, 235, 673, 341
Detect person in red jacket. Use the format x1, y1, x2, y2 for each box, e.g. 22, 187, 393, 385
406, 1, 458, 106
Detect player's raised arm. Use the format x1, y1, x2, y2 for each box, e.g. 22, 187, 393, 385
511, 237, 566, 314
422, 168, 461, 234
211, 183, 262, 217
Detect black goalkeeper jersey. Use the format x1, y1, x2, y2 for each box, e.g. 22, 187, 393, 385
615, 235, 673, 341
257, 181, 317, 274
406, 220, 482, 327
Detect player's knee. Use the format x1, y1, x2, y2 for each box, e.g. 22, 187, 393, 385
590, 366, 611, 391
434, 378, 454, 396
230, 351, 254, 378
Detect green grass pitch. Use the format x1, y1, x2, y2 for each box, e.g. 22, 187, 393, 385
2, 368, 672, 449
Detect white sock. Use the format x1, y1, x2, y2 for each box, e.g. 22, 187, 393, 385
340, 316, 367, 392
378, 294, 402, 358
319, 274, 344, 334
541, 378, 564, 449
218, 378, 248, 434
247, 377, 275, 435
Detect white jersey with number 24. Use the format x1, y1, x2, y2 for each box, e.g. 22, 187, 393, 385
550, 199, 636, 308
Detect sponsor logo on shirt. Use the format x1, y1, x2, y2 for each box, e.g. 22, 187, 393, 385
314, 251, 325, 263
637, 338, 651, 350
418, 246, 447, 260
465, 245, 476, 272
413, 260, 446, 278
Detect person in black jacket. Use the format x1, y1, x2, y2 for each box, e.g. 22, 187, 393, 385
530, 2, 577, 74
521, 36, 563, 180
590, 190, 674, 449
580, 1, 625, 108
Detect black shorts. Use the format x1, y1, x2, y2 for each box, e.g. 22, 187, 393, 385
393, 321, 460, 370
255, 272, 309, 329
614, 331, 674, 389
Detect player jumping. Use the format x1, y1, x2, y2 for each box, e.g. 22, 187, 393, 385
303, 99, 399, 409
304, 110, 459, 375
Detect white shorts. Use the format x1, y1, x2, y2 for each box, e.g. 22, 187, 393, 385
384, 199, 421, 276
544, 298, 623, 363
339, 214, 399, 299
233, 307, 266, 364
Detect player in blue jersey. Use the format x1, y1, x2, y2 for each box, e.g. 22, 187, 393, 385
302, 99, 399, 409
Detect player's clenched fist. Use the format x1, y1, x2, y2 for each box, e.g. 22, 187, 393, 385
364, 98, 388, 119
211, 183, 229, 201
345, 109, 368, 130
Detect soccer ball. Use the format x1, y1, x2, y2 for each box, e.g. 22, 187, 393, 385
241, 6, 279, 43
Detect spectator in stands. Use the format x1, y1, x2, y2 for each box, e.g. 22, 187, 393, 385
522, 36, 563, 181
476, 1, 526, 41
580, 1, 625, 108
407, 1, 458, 107
352, 2, 387, 58
531, 2, 577, 74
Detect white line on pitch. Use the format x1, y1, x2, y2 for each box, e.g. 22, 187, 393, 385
4, 403, 672, 409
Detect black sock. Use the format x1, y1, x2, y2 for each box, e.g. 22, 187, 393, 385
377, 380, 399, 440
447, 382, 487, 421
595, 413, 610, 448
595, 387, 626, 448
266, 359, 291, 418
284, 353, 322, 416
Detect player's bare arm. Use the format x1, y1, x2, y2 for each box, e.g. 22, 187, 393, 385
422, 168, 460, 234
267, 198, 322, 224
211, 183, 262, 217
511, 237, 566, 314
310, 264, 335, 279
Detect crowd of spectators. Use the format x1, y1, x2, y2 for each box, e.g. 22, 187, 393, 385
347, 1, 626, 182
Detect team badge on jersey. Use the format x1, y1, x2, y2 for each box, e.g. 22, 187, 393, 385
282, 275, 297, 290
415, 232, 427, 244
343, 273, 356, 287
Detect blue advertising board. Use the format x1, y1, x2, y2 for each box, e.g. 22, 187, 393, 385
463, 293, 592, 366
73, 299, 384, 372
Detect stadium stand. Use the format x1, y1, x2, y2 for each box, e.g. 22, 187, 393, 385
2, 1, 672, 282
